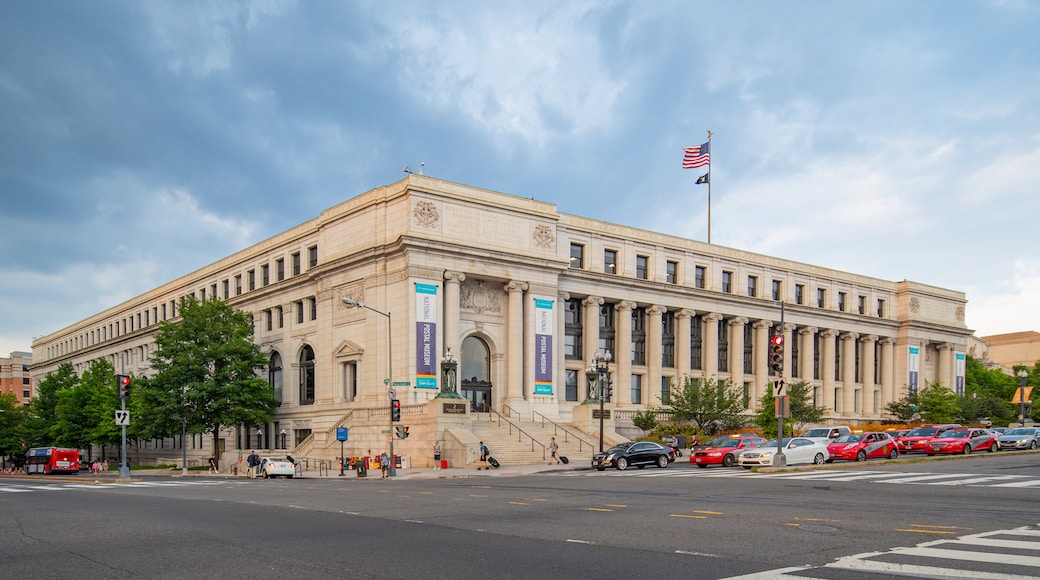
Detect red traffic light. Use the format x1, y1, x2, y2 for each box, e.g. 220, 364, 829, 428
770, 335, 784, 347
118, 375, 131, 386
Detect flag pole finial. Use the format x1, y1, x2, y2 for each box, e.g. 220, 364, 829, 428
707, 130, 713, 140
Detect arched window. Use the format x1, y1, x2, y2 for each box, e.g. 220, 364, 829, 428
269, 352, 283, 406
299, 346, 315, 405
461, 337, 489, 382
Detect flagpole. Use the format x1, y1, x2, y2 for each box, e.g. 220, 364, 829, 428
706, 130, 713, 244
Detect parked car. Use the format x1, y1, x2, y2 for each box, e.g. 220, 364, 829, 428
826, 432, 899, 462
738, 438, 830, 468
801, 426, 852, 445
592, 441, 672, 471
886, 429, 911, 440
896, 424, 962, 453
924, 429, 998, 455
259, 457, 296, 478
691, 436, 768, 468
997, 427, 1040, 450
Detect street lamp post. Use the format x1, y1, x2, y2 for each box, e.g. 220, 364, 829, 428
257, 429, 263, 450
343, 297, 395, 477
594, 350, 612, 453
280, 429, 286, 450
1018, 370, 1029, 427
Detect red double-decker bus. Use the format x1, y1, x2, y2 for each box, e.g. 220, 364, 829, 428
25, 447, 80, 474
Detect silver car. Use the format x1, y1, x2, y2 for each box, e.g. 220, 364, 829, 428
997, 427, 1040, 451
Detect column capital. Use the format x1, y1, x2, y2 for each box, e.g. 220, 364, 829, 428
648, 304, 667, 316
583, 296, 604, 307
616, 300, 636, 312
752, 320, 773, 330
859, 334, 879, 344
704, 312, 723, 323
878, 336, 896, 346
799, 326, 819, 336
840, 332, 859, 342
783, 322, 798, 333
676, 308, 695, 320
937, 342, 954, 351
444, 271, 466, 283
821, 328, 840, 338
729, 316, 749, 327
505, 281, 529, 293
559, 291, 570, 301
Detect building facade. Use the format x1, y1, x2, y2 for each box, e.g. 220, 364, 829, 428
1, 351, 32, 406
981, 331, 1040, 370
31, 176, 972, 463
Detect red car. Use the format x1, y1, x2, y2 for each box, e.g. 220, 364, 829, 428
925, 428, 999, 455
826, 432, 899, 462
691, 436, 768, 468
896, 424, 962, 453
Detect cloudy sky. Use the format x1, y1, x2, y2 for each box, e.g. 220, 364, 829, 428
2, 1, 1038, 357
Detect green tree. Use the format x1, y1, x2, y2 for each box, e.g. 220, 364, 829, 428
753, 390, 795, 439
664, 377, 746, 435
631, 409, 659, 433
786, 380, 824, 432
918, 381, 960, 424
23, 362, 78, 447
884, 395, 920, 423
0, 393, 27, 467
144, 297, 275, 462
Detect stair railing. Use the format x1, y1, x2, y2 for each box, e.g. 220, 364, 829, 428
487, 408, 546, 460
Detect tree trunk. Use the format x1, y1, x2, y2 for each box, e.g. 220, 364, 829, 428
212, 427, 222, 463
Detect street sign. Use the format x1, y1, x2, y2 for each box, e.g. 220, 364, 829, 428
336, 427, 349, 442
1012, 386, 1033, 403
114, 410, 130, 426
392, 381, 411, 386
773, 379, 786, 398
387, 387, 396, 399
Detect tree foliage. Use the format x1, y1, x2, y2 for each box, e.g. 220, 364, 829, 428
663, 377, 746, 435
144, 296, 275, 460
22, 362, 78, 448
631, 409, 659, 433
785, 380, 825, 432
917, 381, 960, 424
0, 393, 26, 465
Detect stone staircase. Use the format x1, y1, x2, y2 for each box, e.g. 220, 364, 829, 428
469, 413, 597, 467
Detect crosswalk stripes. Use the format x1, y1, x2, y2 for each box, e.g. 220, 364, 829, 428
552, 467, 1040, 488
725, 523, 1040, 579
0, 480, 236, 494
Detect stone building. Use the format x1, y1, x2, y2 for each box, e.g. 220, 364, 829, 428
30, 175, 972, 466
1, 351, 33, 406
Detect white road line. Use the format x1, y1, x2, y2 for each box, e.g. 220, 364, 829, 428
991, 479, 1040, 488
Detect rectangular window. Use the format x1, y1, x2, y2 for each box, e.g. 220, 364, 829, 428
296, 300, 304, 324
747, 275, 757, 297
599, 303, 616, 354
630, 375, 642, 405
222, 279, 229, 299
23, 389, 31, 399
636, 255, 649, 280
631, 308, 646, 365
690, 315, 703, 371
343, 361, 358, 401
817, 288, 826, 308
604, 250, 617, 274
662, 312, 675, 368
23, 377, 31, 385
276, 259, 285, 282
569, 243, 584, 269
564, 299, 583, 359
248, 270, 256, 291
235, 275, 242, 295
308, 245, 318, 268
665, 261, 678, 284
695, 266, 706, 289
199, 288, 206, 301
877, 299, 886, 317
310, 297, 317, 321
277, 306, 284, 328
722, 271, 732, 293
661, 377, 671, 405
291, 252, 301, 276
858, 295, 866, 315
565, 369, 578, 402
772, 280, 782, 301
795, 284, 805, 305
261, 264, 270, 286
266, 310, 273, 331
838, 291, 847, 312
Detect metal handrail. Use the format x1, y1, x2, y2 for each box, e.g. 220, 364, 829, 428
487, 408, 547, 460
529, 410, 593, 453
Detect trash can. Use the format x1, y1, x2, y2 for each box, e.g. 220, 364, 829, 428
394, 454, 402, 468
440, 459, 448, 469
401, 456, 411, 469
356, 459, 367, 478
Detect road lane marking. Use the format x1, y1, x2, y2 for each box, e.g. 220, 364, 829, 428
566, 539, 594, 544
676, 550, 719, 557
671, 514, 708, 519
604, 504, 627, 508
693, 510, 722, 515
508, 501, 528, 505
587, 507, 613, 512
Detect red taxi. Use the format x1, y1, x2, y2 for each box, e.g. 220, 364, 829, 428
691, 435, 767, 468
925, 428, 998, 455
826, 431, 899, 462
896, 424, 961, 453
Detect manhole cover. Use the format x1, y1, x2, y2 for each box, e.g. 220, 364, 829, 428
799, 525, 838, 533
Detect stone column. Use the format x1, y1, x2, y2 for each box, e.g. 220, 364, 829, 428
648, 305, 666, 406
841, 333, 859, 417
938, 343, 953, 390
860, 335, 878, 417
799, 327, 818, 386
582, 296, 603, 400
821, 329, 838, 413
443, 272, 465, 359
676, 309, 694, 379
880, 337, 896, 411
615, 301, 635, 406
505, 281, 528, 406
703, 313, 722, 379
728, 317, 748, 398
752, 320, 771, 411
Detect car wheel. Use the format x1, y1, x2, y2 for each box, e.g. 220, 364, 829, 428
262, 470, 269, 479
814, 453, 826, 465
888, 448, 898, 460
287, 474, 294, 479
696, 464, 708, 469
963, 444, 972, 454
825, 458, 834, 463
616, 457, 629, 471
722, 454, 735, 467
989, 442, 997, 452
1031, 441, 1037, 450
856, 450, 867, 462
657, 455, 669, 468
596, 467, 606, 471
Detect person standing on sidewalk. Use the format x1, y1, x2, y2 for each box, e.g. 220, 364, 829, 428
548, 437, 560, 464
246, 450, 259, 478
478, 441, 490, 470
433, 441, 442, 469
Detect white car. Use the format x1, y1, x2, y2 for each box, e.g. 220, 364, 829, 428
800, 426, 852, 445
738, 437, 830, 468
259, 457, 296, 478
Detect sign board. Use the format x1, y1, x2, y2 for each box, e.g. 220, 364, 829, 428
336, 427, 349, 442
774, 396, 789, 418
114, 410, 130, 426
773, 379, 786, 398
592, 409, 611, 419
1012, 386, 1034, 403
392, 381, 411, 386
387, 387, 396, 400
442, 402, 467, 414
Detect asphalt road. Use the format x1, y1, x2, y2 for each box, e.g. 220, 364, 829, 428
2, 452, 1039, 579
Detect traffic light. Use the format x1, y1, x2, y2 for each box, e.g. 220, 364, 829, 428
117, 374, 131, 400
769, 335, 784, 374
394, 425, 409, 439
391, 399, 401, 422
604, 382, 613, 402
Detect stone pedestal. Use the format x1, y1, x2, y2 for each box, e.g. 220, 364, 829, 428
572, 402, 623, 450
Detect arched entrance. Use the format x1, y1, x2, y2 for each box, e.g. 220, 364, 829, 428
460, 336, 492, 412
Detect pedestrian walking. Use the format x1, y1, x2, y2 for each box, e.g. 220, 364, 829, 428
208, 456, 218, 474
479, 441, 490, 470
548, 437, 560, 464
380, 452, 390, 479
433, 441, 442, 469
247, 450, 259, 478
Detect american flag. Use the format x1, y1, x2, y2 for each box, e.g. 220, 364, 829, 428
682, 141, 710, 169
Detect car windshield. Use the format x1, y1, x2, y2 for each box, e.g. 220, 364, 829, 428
944, 430, 970, 438
762, 439, 792, 448
802, 429, 830, 438
604, 443, 630, 454
833, 434, 863, 443
906, 427, 938, 437
716, 440, 741, 448
705, 436, 730, 447
1004, 428, 1032, 436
